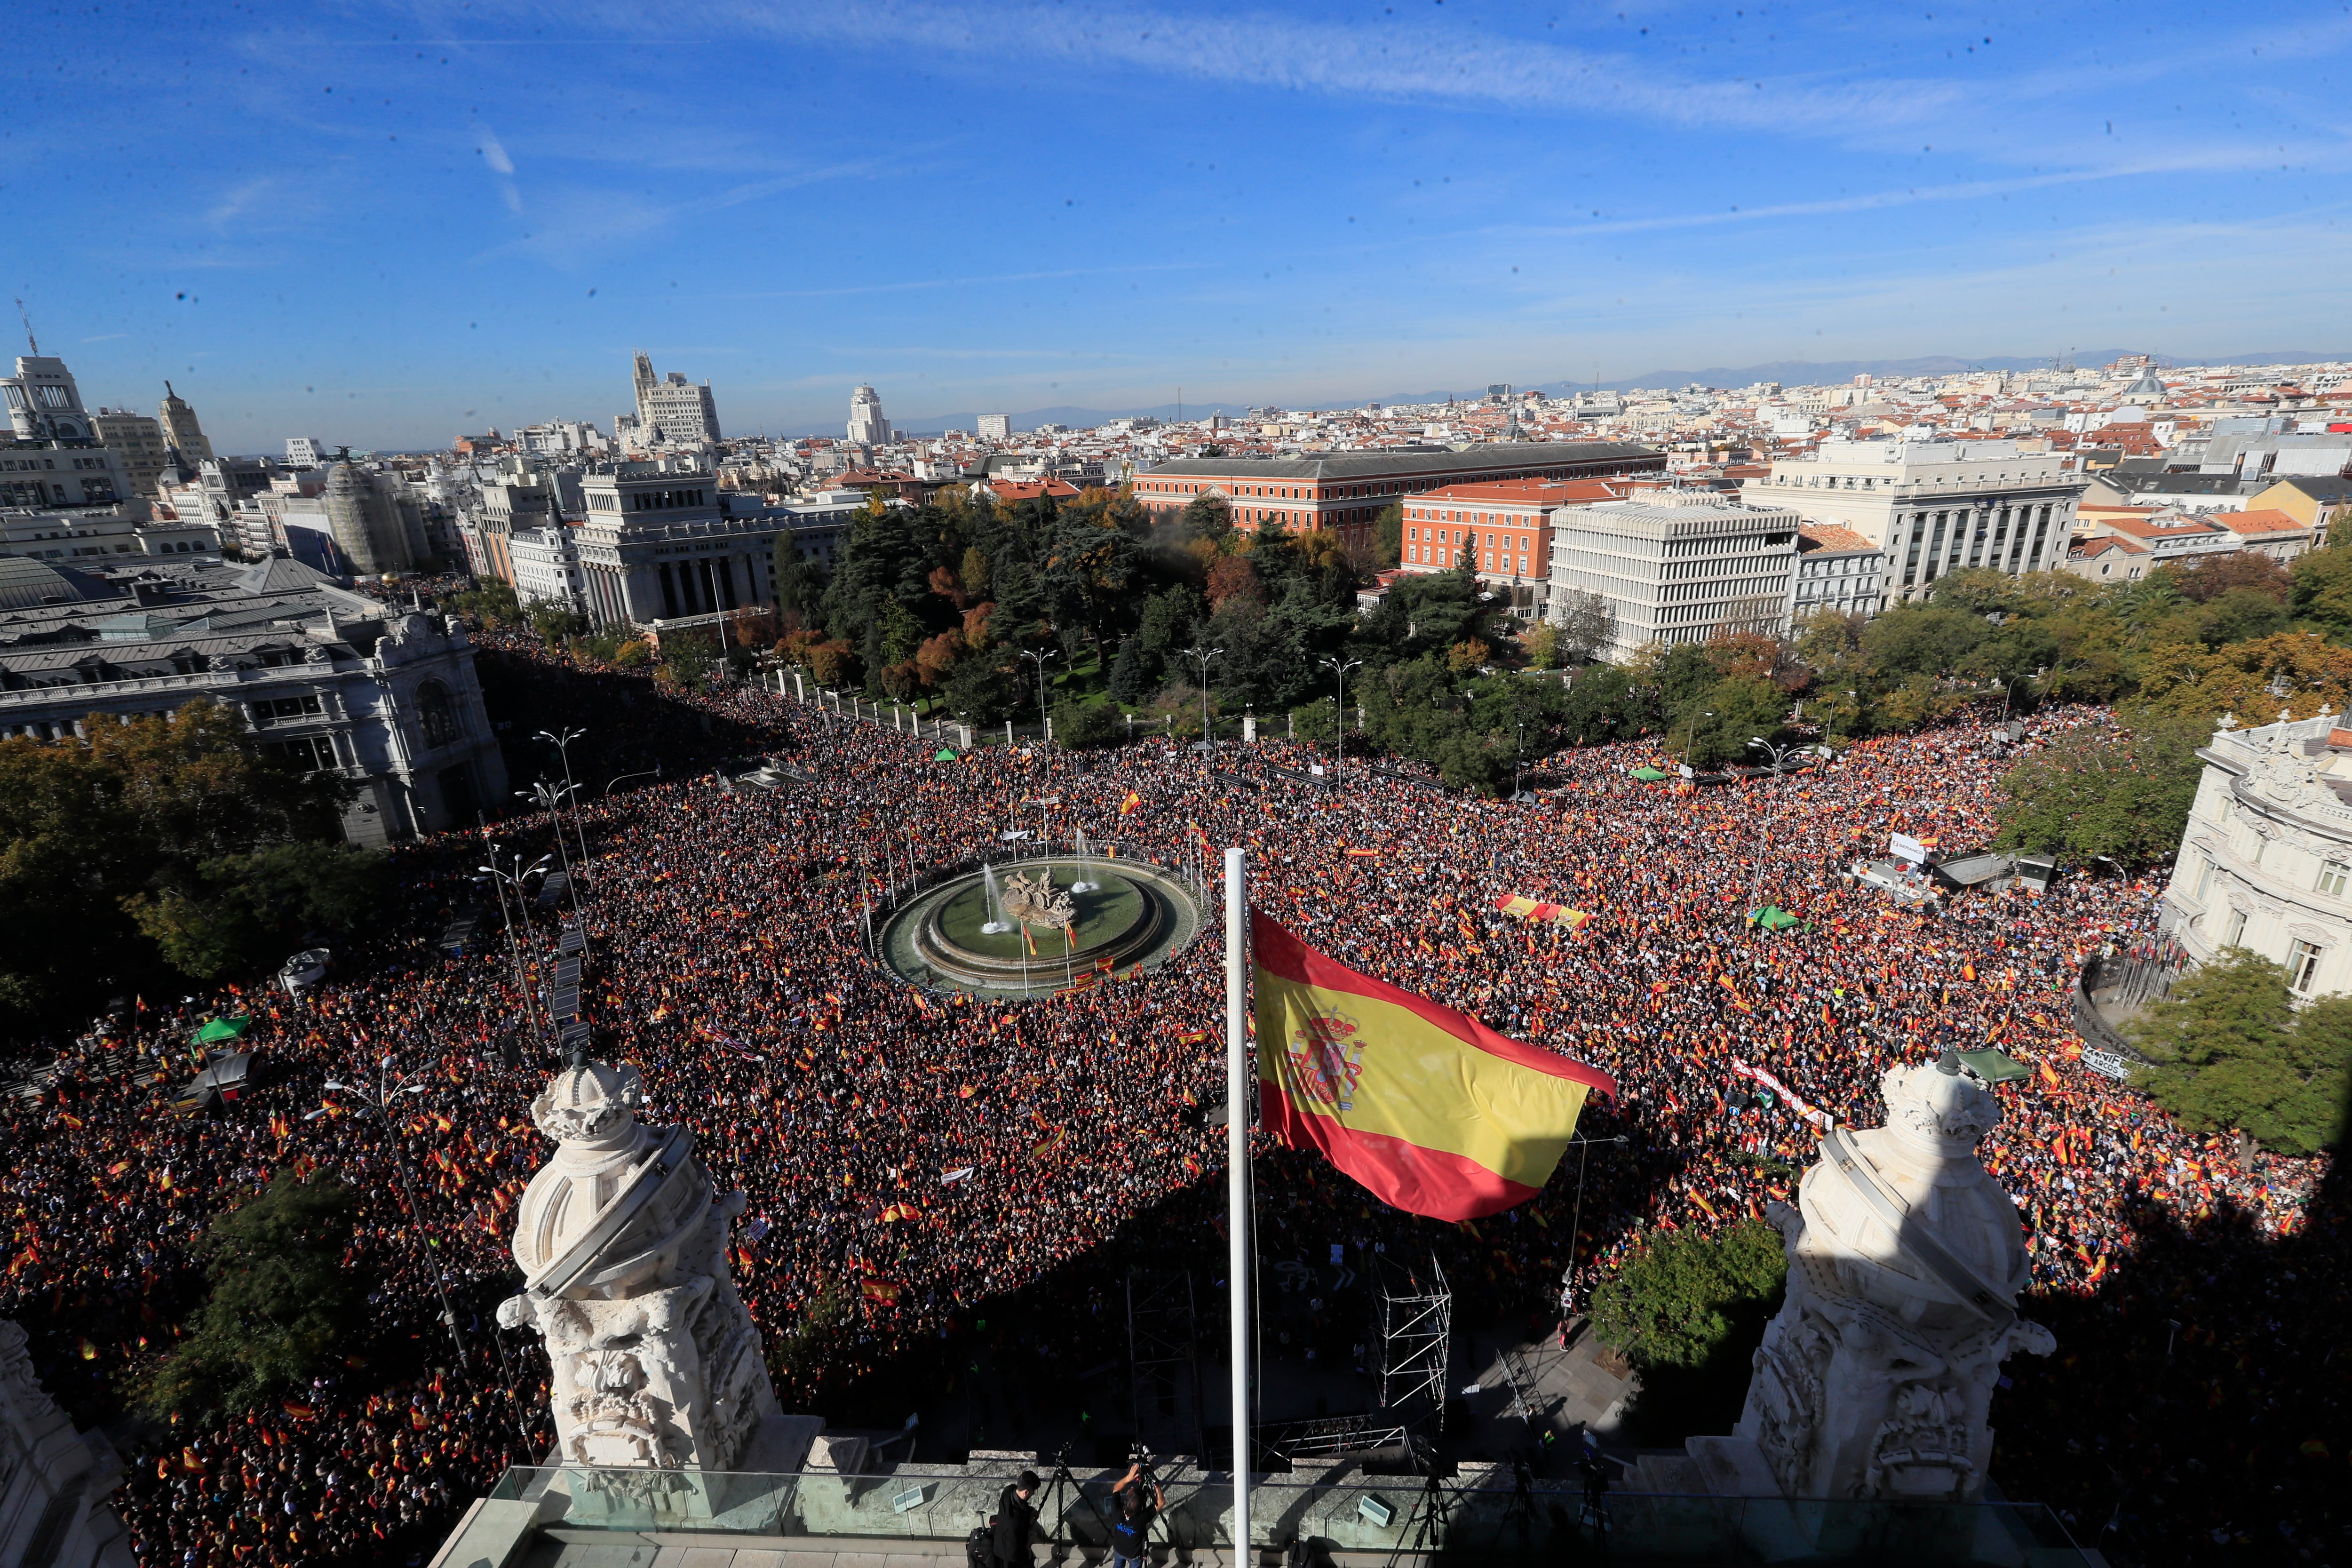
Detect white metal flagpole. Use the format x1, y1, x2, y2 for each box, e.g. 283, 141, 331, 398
1223, 845, 1251, 1566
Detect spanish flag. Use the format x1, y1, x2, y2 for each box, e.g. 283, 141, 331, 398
1252, 913, 1614, 1220
1120, 791, 1143, 815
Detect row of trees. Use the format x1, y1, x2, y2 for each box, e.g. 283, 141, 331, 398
0, 702, 384, 1039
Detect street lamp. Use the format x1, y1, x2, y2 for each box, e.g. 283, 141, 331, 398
1680, 710, 1715, 767
603, 763, 662, 797
1317, 655, 1362, 790
1180, 643, 1224, 770
479, 850, 554, 1054
1018, 647, 1060, 747
313, 1060, 477, 1376
517, 780, 586, 925
534, 727, 591, 869
1744, 736, 1800, 916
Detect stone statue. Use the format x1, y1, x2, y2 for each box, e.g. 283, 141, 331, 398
1724, 1056, 2054, 1502
498, 1057, 779, 1471
999, 868, 1076, 932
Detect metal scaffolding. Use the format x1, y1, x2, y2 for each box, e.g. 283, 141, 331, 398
1375, 1251, 1453, 1427
1125, 1267, 1204, 1453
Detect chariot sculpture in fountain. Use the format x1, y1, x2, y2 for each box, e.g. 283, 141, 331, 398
998, 868, 1076, 933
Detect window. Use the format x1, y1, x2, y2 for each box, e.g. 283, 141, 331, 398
416, 679, 461, 748
2193, 855, 2213, 899
2320, 863, 2349, 898
2291, 939, 2324, 994
2225, 907, 2249, 947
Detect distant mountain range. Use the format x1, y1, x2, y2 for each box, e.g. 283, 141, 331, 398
860, 350, 2348, 438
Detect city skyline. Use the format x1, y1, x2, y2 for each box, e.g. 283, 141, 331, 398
7, 0, 2345, 449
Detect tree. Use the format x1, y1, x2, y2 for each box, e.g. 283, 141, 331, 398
942, 649, 1022, 723
1371, 501, 1403, 569
526, 600, 586, 645
1179, 493, 1233, 547
2166, 551, 2292, 605
1553, 589, 1616, 664
772, 536, 826, 627
2128, 948, 2351, 1155
1589, 1221, 1787, 1369
138, 1172, 369, 1418
1674, 676, 1791, 768
1992, 708, 2208, 866
1049, 697, 1120, 748
127, 842, 388, 980
660, 630, 722, 690
2290, 546, 2352, 634
1522, 620, 1562, 670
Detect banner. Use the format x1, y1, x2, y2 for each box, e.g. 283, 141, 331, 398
1494, 894, 1592, 930
1731, 1057, 1835, 1130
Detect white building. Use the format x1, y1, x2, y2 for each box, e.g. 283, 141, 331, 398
847, 384, 893, 446
510, 523, 587, 612
0, 1320, 135, 1568
976, 413, 1011, 442
158, 380, 212, 463
1788, 522, 1888, 621
630, 353, 721, 447
285, 437, 330, 469
1, 355, 139, 509
2162, 710, 2352, 1000
1546, 491, 1806, 660
1745, 438, 2083, 599
87, 409, 169, 496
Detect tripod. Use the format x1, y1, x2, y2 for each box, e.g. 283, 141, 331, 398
1383, 1465, 1458, 1568
1037, 1444, 1112, 1563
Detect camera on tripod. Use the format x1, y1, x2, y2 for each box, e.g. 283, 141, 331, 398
1127, 1441, 1160, 1480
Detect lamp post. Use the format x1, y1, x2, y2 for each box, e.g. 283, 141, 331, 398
1744, 736, 1800, 915
534, 727, 591, 870
517, 780, 586, 925
1680, 710, 1715, 768
1018, 647, 1060, 747
1317, 655, 1362, 790
312, 1059, 477, 1375
1180, 643, 1224, 772
603, 763, 662, 797
480, 850, 553, 1054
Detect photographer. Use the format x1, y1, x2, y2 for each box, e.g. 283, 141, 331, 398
1108, 1461, 1165, 1568
991, 1469, 1040, 1568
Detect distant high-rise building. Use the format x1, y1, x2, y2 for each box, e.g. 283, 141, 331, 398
89, 408, 170, 496
286, 437, 329, 469
630, 351, 721, 447
976, 413, 1011, 442
158, 380, 213, 462
847, 385, 892, 446
1, 353, 140, 508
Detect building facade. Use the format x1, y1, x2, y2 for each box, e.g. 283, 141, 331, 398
1546, 492, 1806, 661
510, 523, 587, 612
0, 1319, 135, 1568
87, 410, 169, 496
976, 413, 1011, 442
630, 353, 721, 448
2161, 710, 2352, 1001
2, 356, 139, 510
1745, 438, 2082, 599
1137, 441, 1664, 547
1788, 522, 1887, 620
0, 557, 506, 844
157, 381, 212, 463
1395, 479, 1596, 611
847, 385, 893, 446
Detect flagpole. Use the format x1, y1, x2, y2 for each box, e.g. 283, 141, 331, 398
1223, 845, 1251, 1567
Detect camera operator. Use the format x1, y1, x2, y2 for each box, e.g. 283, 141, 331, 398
1108, 1460, 1165, 1568
991, 1469, 1040, 1568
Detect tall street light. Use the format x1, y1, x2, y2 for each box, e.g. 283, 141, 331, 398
534, 727, 591, 869
1317, 655, 1361, 790
1018, 647, 1059, 747
517, 780, 587, 925
313, 1059, 476, 1372
1180, 643, 1224, 773
1744, 735, 1801, 917
480, 849, 553, 1056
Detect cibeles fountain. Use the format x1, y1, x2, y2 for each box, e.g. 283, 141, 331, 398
498, 1055, 812, 1485
1661, 1053, 2057, 1541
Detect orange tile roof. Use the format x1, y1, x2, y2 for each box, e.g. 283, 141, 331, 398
2071, 535, 2148, 557
2098, 515, 2221, 541
2207, 508, 2308, 535
988, 478, 1083, 501
1415, 478, 1606, 507
1796, 522, 1879, 554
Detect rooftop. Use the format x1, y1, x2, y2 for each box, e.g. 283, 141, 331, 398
1144, 440, 1657, 480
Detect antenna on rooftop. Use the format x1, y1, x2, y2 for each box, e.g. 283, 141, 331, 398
14, 299, 36, 355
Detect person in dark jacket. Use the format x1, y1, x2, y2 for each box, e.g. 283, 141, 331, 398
992, 1470, 1040, 1567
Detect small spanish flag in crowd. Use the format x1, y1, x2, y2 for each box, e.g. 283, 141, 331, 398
1119, 791, 1143, 815
861, 1277, 903, 1305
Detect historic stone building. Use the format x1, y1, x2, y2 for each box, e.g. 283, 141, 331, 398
2161, 708, 2352, 999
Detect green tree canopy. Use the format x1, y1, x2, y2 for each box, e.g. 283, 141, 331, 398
1589, 1220, 1788, 1369
2128, 947, 2352, 1155
1992, 706, 2207, 865
138, 1172, 370, 1419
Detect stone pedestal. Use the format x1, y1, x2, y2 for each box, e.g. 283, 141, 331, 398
498, 1058, 780, 1472
1709, 1056, 2055, 1506
0, 1322, 135, 1568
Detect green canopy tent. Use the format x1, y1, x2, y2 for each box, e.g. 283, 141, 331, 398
1630, 766, 1670, 782
933, 748, 960, 762
1942, 1048, 2034, 1084
1748, 906, 1800, 931
193, 1015, 251, 1044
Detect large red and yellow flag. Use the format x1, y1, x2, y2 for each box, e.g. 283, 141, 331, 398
1253, 913, 1614, 1220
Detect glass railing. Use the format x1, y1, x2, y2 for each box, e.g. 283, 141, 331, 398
459, 1460, 2093, 1564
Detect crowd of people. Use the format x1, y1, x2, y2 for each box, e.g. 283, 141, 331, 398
1, 632, 2340, 1567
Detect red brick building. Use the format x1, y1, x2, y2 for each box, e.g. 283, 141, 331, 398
1397, 478, 1624, 609
1134, 440, 1663, 546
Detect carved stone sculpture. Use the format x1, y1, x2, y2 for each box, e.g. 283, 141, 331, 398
999, 869, 1076, 932
497, 1058, 778, 1470
1730, 1057, 2054, 1501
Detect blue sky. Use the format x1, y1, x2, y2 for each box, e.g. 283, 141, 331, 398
7, 1, 2348, 450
